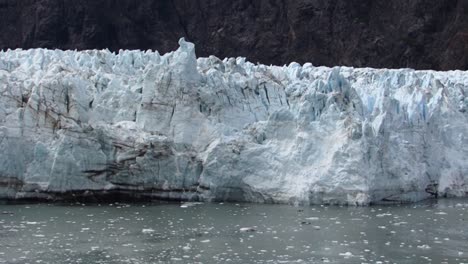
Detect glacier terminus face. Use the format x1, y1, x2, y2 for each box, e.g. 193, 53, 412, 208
0, 38, 467, 205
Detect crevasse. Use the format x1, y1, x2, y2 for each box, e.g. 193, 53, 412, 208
0, 38, 467, 205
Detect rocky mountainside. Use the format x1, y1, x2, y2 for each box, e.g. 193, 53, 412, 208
0, 39, 467, 205
0, 0, 467, 70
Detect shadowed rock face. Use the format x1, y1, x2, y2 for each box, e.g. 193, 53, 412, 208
0, 0, 467, 70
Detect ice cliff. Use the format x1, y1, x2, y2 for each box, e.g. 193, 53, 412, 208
0, 39, 467, 205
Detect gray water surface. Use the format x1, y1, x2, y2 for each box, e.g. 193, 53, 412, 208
1, 199, 468, 264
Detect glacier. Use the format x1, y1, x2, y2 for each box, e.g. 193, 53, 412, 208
0, 38, 467, 205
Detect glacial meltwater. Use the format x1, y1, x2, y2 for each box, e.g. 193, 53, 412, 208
1, 199, 468, 264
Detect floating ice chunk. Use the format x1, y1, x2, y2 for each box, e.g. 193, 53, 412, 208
417, 245, 431, 249
239, 227, 256, 232
434, 212, 447, 215
142, 228, 155, 234
180, 202, 203, 208
339, 252, 353, 257
182, 244, 191, 251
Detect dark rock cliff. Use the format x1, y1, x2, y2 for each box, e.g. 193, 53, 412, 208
0, 0, 467, 70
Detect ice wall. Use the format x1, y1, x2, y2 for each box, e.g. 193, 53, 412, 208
0, 39, 467, 205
